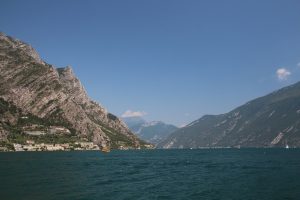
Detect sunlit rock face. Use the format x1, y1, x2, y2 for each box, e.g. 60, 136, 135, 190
0, 32, 144, 149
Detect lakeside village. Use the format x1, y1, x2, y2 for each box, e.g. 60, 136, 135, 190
0, 122, 112, 152
1, 140, 136, 152
0, 118, 153, 152
12, 141, 101, 152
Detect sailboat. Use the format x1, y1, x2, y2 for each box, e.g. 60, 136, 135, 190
285, 140, 289, 149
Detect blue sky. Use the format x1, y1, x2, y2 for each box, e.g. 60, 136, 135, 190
1, 0, 300, 126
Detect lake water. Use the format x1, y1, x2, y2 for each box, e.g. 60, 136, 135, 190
0, 149, 300, 200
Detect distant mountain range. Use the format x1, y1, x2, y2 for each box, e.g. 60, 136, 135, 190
158, 81, 300, 148
123, 117, 178, 146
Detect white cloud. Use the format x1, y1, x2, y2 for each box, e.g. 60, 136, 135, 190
121, 110, 147, 118
297, 62, 300, 67
276, 68, 291, 81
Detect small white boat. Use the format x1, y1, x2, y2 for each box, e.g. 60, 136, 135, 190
285, 144, 289, 149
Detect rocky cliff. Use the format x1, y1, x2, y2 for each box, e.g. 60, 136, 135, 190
158, 81, 300, 148
0, 32, 146, 150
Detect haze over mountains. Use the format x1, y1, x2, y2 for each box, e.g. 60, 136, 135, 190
123, 116, 178, 145
158, 81, 300, 148
0, 33, 148, 150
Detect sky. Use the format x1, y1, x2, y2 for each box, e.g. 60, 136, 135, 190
1, 0, 300, 126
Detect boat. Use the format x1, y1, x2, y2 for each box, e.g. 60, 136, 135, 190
285, 139, 290, 149
101, 146, 111, 153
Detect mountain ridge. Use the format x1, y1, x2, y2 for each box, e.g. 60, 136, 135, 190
158, 81, 300, 148
123, 116, 178, 145
0, 32, 147, 150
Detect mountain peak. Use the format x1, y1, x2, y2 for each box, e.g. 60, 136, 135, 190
123, 117, 178, 146
0, 32, 43, 64
0, 33, 147, 150
57, 66, 73, 75
143, 121, 163, 127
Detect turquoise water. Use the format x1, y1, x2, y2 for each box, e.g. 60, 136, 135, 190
0, 149, 300, 200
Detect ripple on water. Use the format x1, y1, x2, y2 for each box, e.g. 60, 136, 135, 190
0, 149, 300, 200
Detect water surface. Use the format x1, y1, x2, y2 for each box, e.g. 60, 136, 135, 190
0, 149, 300, 200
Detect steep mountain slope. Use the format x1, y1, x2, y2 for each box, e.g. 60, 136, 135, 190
123, 117, 178, 145
0, 32, 146, 150
0, 97, 21, 142
158, 82, 300, 148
